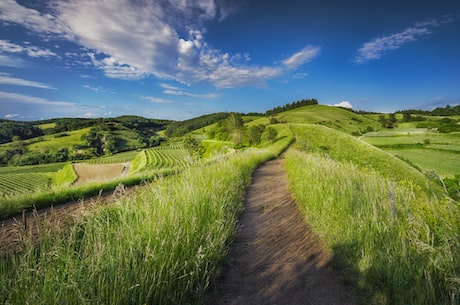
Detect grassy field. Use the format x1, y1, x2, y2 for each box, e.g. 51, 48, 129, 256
387, 149, 460, 177
362, 128, 460, 179
271, 105, 382, 135
0, 137, 290, 305
286, 125, 460, 304
28, 128, 91, 152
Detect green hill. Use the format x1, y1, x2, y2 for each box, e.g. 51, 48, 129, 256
273, 105, 381, 135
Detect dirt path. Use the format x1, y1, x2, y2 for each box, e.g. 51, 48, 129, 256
206, 157, 358, 305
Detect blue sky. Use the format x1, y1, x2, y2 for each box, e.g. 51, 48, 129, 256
0, 0, 459, 120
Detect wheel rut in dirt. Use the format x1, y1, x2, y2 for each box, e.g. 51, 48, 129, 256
206, 157, 358, 305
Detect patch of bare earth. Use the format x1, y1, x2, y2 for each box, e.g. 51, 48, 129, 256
73, 162, 130, 185
206, 157, 358, 305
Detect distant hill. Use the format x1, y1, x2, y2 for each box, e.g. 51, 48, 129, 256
254, 105, 382, 135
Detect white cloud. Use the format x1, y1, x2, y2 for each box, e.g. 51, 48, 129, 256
0, 91, 75, 107
83, 84, 115, 94
4, 113, 19, 119
137, 95, 175, 104
0, 54, 26, 67
0, 39, 57, 58
0, 0, 319, 88
282, 45, 321, 69
0, 91, 110, 119
0, 72, 56, 89
163, 89, 219, 98
354, 18, 447, 63
333, 101, 353, 109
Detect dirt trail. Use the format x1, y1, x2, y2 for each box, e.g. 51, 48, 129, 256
206, 157, 358, 305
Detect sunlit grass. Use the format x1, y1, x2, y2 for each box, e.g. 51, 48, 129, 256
0, 136, 289, 304
285, 149, 460, 305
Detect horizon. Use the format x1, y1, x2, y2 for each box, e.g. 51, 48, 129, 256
1, 0, 459, 121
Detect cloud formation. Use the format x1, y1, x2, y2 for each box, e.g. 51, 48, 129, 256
0, 72, 56, 89
354, 18, 450, 63
0, 39, 57, 58
333, 101, 353, 109
0, 0, 318, 88
282, 46, 321, 69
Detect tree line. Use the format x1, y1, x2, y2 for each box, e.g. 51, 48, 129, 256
265, 98, 318, 116
206, 113, 277, 147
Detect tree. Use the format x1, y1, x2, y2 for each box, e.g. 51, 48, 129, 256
246, 125, 265, 145
261, 127, 278, 143
183, 136, 204, 157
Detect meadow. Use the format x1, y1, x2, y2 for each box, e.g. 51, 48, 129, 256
0, 134, 290, 305
0, 105, 458, 305
286, 124, 460, 304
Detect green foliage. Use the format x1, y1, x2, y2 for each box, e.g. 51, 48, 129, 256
0, 147, 280, 305
165, 113, 229, 137
265, 98, 318, 116
0, 173, 51, 198
0, 120, 44, 144
183, 136, 205, 157
52, 163, 78, 188
290, 124, 438, 194
130, 144, 191, 173
285, 150, 460, 305
274, 105, 381, 135
386, 149, 460, 178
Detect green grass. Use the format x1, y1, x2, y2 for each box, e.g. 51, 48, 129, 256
387, 149, 460, 177
85, 150, 139, 164
0, 173, 51, 198
130, 144, 190, 173
275, 105, 381, 134
289, 124, 441, 195
285, 149, 460, 305
362, 131, 460, 151
0, 163, 64, 174
52, 163, 78, 188
0, 144, 284, 305
200, 140, 234, 158
28, 128, 91, 152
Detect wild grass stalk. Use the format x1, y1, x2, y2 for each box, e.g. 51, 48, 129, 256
285, 149, 460, 304
0, 147, 279, 304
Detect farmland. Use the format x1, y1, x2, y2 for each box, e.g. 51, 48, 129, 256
0, 104, 459, 305
361, 128, 460, 178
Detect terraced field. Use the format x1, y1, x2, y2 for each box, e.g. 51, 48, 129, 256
130, 144, 191, 172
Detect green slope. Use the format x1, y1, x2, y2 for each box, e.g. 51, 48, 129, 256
275, 105, 381, 134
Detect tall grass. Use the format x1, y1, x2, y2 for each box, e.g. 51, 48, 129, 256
290, 124, 443, 195
285, 149, 460, 304
0, 147, 279, 304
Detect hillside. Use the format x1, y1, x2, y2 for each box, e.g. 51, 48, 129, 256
272, 105, 381, 135
0, 116, 170, 166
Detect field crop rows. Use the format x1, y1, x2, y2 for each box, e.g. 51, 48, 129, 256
85, 150, 139, 164
131, 144, 191, 172
0, 173, 51, 197
387, 149, 460, 177
143, 146, 190, 169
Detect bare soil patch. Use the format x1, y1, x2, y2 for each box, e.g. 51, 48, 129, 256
206, 157, 358, 305
73, 162, 130, 185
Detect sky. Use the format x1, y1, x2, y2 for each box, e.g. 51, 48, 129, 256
0, 0, 459, 121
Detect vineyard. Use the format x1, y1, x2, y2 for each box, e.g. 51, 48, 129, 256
0, 163, 65, 198
85, 150, 139, 164
0, 173, 51, 197
130, 143, 192, 172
